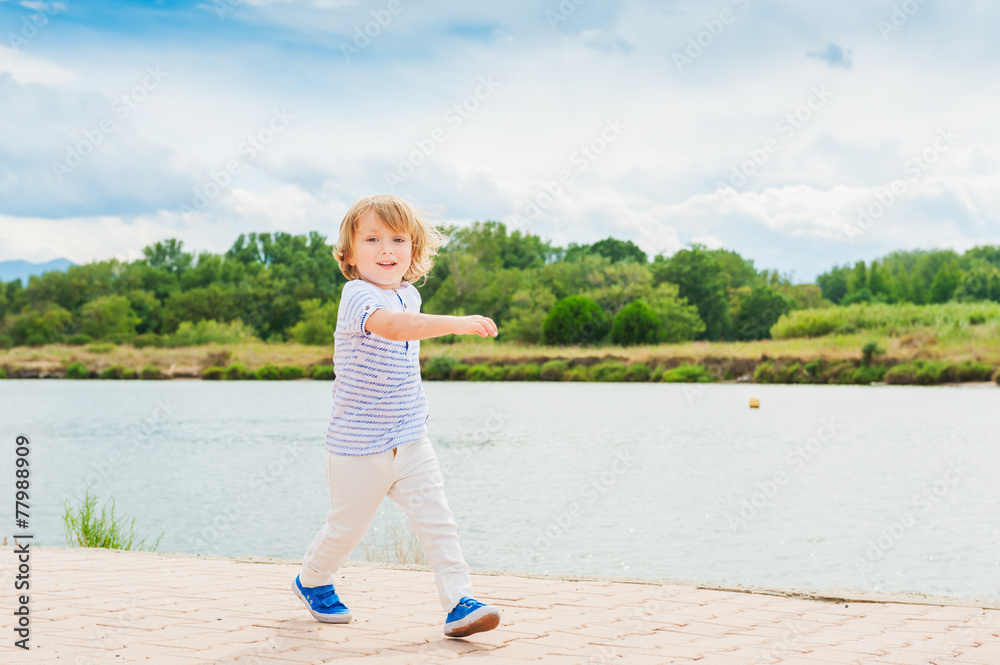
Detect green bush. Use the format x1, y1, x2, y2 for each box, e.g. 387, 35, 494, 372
610, 301, 664, 346
952, 360, 994, 382
66, 334, 94, 346
224, 363, 249, 380
851, 364, 888, 384
663, 364, 712, 383
753, 361, 808, 384
861, 341, 883, 366
310, 364, 336, 380
623, 363, 651, 382
139, 364, 164, 380
164, 320, 256, 347
449, 363, 470, 380
542, 296, 611, 345
0, 367, 6, 379
567, 366, 589, 381
256, 364, 282, 380
590, 361, 627, 382
466, 363, 504, 381
915, 361, 954, 385
65, 362, 90, 379
132, 333, 165, 348
122, 368, 137, 380
281, 365, 306, 380
822, 361, 856, 384
510, 364, 542, 381
994, 367, 1000, 385
772, 302, 1000, 339
540, 360, 569, 381
201, 366, 226, 380
63, 487, 163, 551
650, 366, 664, 382
99, 365, 126, 380
885, 360, 956, 385
88, 343, 115, 354
423, 355, 457, 380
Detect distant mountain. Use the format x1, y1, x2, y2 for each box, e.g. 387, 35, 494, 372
0, 259, 76, 285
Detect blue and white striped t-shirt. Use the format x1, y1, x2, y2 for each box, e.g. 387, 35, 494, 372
325, 279, 428, 456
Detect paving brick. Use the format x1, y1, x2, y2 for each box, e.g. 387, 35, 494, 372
8, 546, 997, 665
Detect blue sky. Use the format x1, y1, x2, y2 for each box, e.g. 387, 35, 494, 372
1, 0, 998, 281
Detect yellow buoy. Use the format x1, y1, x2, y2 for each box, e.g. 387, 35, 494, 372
749, 397, 760, 409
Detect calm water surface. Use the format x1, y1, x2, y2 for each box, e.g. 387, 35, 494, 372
2, 380, 997, 601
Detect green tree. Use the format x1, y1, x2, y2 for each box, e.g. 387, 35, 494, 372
929, 260, 961, 303
848, 260, 868, 294
731, 285, 797, 341
646, 283, 705, 342
9, 304, 74, 345
141, 239, 193, 276
652, 245, 731, 341
565, 237, 647, 264
542, 296, 610, 345
125, 290, 162, 334
610, 300, 664, 345
289, 299, 339, 345
954, 264, 1000, 302
504, 286, 556, 344
868, 261, 888, 299
816, 265, 850, 304
80, 295, 140, 340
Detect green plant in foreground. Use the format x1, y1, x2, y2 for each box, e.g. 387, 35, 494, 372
281, 364, 306, 380
63, 487, 163, 551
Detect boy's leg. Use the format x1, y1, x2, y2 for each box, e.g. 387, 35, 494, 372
299, 450, 393, 587
387, 438, 475, 612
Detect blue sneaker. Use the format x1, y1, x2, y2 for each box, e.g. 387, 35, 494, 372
444, 597, 500, 638
292, 575, 352, 623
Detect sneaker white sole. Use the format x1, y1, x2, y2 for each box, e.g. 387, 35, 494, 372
444, 606, 501, 638
292, 579, 353, 624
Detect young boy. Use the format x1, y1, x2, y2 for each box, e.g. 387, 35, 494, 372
294, 195, 501, 638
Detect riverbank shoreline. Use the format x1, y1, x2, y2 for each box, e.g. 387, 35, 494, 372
2, 546, 996, 663
2, 340, 998, 386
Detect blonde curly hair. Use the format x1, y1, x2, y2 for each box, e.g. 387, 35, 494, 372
333, 195, 444, 283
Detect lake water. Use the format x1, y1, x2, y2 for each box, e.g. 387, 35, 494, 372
2, 380, 998, 601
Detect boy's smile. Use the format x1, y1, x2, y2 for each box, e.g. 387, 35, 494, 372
348, 210, 413, 289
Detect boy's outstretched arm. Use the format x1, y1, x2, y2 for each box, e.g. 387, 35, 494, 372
365, 309, 498, 342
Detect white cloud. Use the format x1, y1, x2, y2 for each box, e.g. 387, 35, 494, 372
1, 1, 999, 281
0, 45, 75, 85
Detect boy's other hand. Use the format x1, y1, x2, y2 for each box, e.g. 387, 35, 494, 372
457, 315, 498, 338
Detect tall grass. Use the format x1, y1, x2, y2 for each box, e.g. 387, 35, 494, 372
771, 302, 1000, 339
354, 523, 427, 566
63, 487, 163, 551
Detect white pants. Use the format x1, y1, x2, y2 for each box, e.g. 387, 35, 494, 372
299, 437, 474, 611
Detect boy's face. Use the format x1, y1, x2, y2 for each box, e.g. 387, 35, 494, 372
348, 209, 413, 289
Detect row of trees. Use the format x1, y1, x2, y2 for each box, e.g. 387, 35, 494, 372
2, 222, 998, 348
816, 247, 1000, 306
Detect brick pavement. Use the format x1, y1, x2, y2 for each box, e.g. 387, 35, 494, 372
1, 547, 997, 664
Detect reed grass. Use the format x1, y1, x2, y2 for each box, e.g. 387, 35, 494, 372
63, 487, 163, 552
353, 523, 427, 567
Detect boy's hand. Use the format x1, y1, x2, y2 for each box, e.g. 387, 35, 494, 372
455, 315, 498, 338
